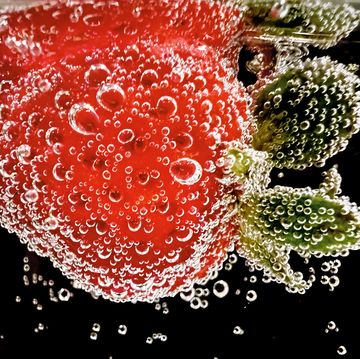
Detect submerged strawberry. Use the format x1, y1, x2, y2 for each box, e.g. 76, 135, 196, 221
2, 0, 360, 302
0, 0, 250, 301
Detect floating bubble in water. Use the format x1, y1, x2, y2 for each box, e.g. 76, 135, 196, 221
213, 280, 229, 298
89, 332, 98, 341
118, 325, 127, 335
2, 121, 18, 142
16, 144, 32, 164
174, 132, 193, 150
58, 288, 71, 301
233, 326, 244, 335
55, 90, 72, 110
245, 290, 257, 302
337, 346, 347, 356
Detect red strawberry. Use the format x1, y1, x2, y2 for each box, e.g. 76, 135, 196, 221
0, 0, 250, 301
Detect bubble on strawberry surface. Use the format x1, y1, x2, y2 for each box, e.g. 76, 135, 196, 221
140, 69, 159, 86
54, 90, 72, 110
16, 144, 32, 164
117, 129, 135, 144
2, 121, 18, 142
169, 158, 203, 186
157, 96, 178, 117
68, 103, 99, 135
84, 63, 111, 86
97, 84, 125, 111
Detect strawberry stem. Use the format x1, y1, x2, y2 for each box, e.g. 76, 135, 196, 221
228, 148, 271, 194
251, 57, 360, 169
240, 0, 360, 49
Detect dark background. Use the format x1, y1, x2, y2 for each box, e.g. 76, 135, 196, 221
1, 9, 360, 359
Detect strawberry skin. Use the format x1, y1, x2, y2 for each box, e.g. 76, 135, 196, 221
0, 0, 249, 301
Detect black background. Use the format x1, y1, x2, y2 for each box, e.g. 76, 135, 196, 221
1, 10, 360, 359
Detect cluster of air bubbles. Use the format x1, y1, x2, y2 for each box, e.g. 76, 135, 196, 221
118, 324, 128, 335
89, 323, 101, 341
252, 57, 360, 170
146, 333, 168, 344
320, 274, 340, 291
228, 148, 272, 195
34, 322, 46, 334
154, 301, 170, 315
233, 325, 245, 335
325, 320, 339, 334
224, 253, 238, 271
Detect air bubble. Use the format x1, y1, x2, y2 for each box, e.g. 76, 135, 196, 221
127, 217, 142, 232
24, 189, 39, 203
108, 187, 123, 202
2, 121, 19, 142
175, 228, 193, 242
16, 144, 32, 164
246, 290, 257, 302
92, 323, 101, 332
141, 69, 158, 86
174, 132, 193, 149
337, 346, 347, 356
45, 127, 63, 146
44, 217, 58, 230
118, 129, 135, 144
97, 84, 125, 111
169, 158, 202, 185
55, 90, 71, 110
52, 163, 67, 181
58, 288, 71, 301
84, 64, 110, 86
213, 280, 229, 298
68, 103, 99, 135
233, 326, 244, 335
157, 96, 177, 117
83, 13, 103, 27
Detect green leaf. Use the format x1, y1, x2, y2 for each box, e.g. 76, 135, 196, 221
251, 57, 360, 169
239, 185, 360, 256
237, 169, 360, 291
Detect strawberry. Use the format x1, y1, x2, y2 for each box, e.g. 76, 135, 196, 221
2, 0, 360, 302
0, 0, 250, 301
